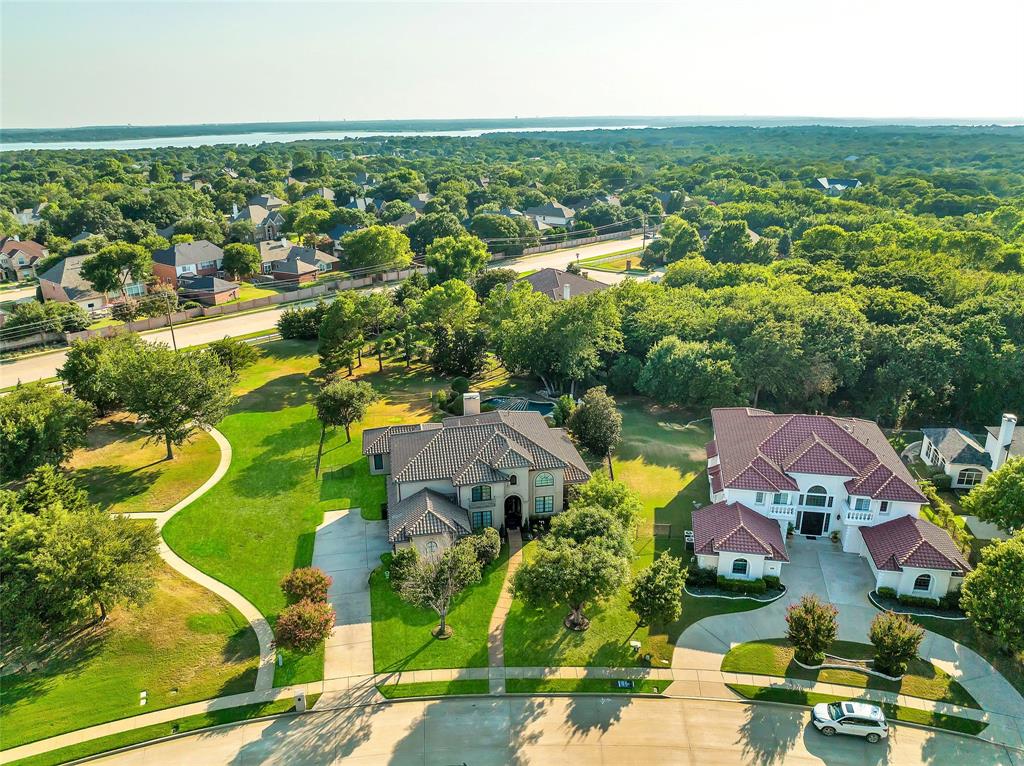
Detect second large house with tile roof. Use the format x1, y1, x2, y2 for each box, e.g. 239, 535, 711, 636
362, 394, 590, 557
702, 407, 970, 599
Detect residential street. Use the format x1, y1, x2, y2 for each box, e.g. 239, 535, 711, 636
90, 696, 1021, 765
0, 235, 646, 386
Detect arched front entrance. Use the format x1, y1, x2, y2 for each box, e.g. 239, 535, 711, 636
504, 495, 523, 530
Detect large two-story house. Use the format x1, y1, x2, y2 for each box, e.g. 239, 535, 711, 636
151, 240, 225, 288
362, 394, 590, 557
702, 407, 970, 599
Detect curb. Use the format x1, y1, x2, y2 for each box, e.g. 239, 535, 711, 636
683, 584, 788, 603
867, 590, 968, 621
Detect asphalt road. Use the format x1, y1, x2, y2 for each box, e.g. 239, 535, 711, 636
0, 236, 647, 386
90, 696, 1020, 765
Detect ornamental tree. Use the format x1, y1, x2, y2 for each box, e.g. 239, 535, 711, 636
570, 473, 644, 534
567, 386, 622, 477
280, 567, 332, 603
785, 594, 838, 665
962, 457, 1024, 532
399, 537, 481, 638
868, 611, 924, 676
313, 378, 377, 474
274, 599, 335, 652
425, 234, 490, 285
207, 335, 262, 374
221, 242, 261, 278
629, 554, 686, 634
80, 242, 151, 303
960, 533, 1024, 651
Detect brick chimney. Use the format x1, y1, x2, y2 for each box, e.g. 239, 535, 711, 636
463, 392, 480, 416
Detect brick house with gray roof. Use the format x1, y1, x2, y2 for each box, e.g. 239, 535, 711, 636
363, 398, 590, 557
704, 407, 965, 599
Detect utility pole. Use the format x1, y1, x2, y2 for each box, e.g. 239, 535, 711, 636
163, 292, 178, 352
641, 212, 648, 252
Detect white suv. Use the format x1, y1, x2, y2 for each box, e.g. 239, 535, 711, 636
812, 701, 889, 743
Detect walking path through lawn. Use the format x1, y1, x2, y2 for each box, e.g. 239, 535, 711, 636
486, 528, 524, 694
312, 508, 390, 706
673, 537, 1024, 749
130, 427, 276, 691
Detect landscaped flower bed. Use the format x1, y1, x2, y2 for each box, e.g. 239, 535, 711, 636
869, 590, 967, 620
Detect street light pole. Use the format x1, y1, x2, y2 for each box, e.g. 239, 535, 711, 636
164, 293, 178, 352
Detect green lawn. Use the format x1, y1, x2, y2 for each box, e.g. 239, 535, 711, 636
505, 401, 721, 668
721, 638, 979, 708
1, 563, 259, 750
66, 415, 221, 514
506, 678, 665, 694
579, 252, 647, 274
370, 548, 509, 672
728, 684, 987, 736
229, 284, 281, 304
8, 695, 320, 766
377, 680, 489, 699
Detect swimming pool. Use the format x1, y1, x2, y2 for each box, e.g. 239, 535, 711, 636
483, 396, 555, 417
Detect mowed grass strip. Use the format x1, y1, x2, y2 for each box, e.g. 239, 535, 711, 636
1, 563, 259, 750
371, 548, 509, 672
67, 415, 220, 514
721, 639, 979, 708
376, 680, 489, 699
727, 684, 987, 736
506, 678, 665, 694
7, 695, 320, 766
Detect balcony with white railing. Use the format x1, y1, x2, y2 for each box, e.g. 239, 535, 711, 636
768, 505, 796, 519
842, 501, 874, 524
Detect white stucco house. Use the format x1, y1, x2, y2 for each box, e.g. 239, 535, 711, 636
362, 395, 590, 558
692, 500, 789, 581
523, 201, 575, 228
920, 413, 1020, 489
704, 407, 969, 599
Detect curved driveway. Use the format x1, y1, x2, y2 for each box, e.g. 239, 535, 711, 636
89, 695, 1020, 765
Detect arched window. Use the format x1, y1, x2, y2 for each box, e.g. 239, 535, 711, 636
732, 558, 748, 576
913, 573, 932, 592
509, 475, 517, 485
471, 485, 492, 502
804, 485, 828, 508
957, 468, 983, 487
535, 472, 554, 487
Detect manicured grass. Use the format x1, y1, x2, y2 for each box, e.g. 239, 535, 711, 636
376, 680, 489, 699
914, 616, 1024, 698
66, 415, 221, 514
1, 563, 259, 750
233, 284, 281, 303
727, 684, 987, 736
506, 678, 665, 694
370, 548, 509, 672
580, 252, 648, 273
8, 695, 321, 766
721, 638, 979, 709
505, 401, 724, 668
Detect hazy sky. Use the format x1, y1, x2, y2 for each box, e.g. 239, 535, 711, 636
2, 0, 1023, 129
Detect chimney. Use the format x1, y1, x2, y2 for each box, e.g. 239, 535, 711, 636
463, 392, 480, 416
232, 203, 239, 217
992, 413, 1018, 471
562, 283, 571, 300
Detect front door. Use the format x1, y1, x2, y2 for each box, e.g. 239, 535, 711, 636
799, 511, 827, 536
504, 495, 522, 530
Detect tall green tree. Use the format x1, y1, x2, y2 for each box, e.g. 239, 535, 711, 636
221, 242, 261, 279
567, 386, 622, 477
313, 378, 378, 475
960, 533, 1024, 651
340, 225, 413, 270
629, 555, 686, 636
0, 383, 94, 482
961, 458, 1024, 532
425, 234, 491, 285
318, 291, 364, 374
117, 345, 235, 459
80, 243, 152, 303
58, 332, 145, 415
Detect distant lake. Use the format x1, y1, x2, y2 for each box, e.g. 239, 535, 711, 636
0, 124, 649, 152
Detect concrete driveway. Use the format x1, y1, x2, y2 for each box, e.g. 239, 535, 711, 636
312, 509, 390, 683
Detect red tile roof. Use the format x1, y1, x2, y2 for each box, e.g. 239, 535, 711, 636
705, 440, 718, 459
692, 501, 789, 562
859, 515, 971, 574
710, 408, 926, 503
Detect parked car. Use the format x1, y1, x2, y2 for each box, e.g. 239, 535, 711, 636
811, 701, 888, 743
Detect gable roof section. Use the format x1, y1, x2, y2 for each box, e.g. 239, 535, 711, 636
381, 410, 590, 487
186, 276, 238, 292
692, 501, 789, 562
860, 515, 971, 574
152, 239, 224, 267
922, 427, 990, 467
388, 488, 472, 544
518, 268, 607, 301
711, 408, 926, 503
983, 424, 1023, 460
37, 255, 103, 300
0, 237, 47, 261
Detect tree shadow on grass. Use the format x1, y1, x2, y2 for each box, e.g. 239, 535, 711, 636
230, 419, 319, 500
233, 373, 315, 414
74, 463, 160, 509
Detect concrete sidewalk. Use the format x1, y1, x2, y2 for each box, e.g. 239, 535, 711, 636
486, 528, 524, 694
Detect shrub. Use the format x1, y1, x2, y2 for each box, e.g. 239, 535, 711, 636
687, 565, 717, 587
897, 594, 941, 608
932, 473, 953, 491
785, 594, 838, 665
716, 576, 767, 594
277, 301, 328, 339
111, 299, 142, 323
606, 355, 643, 395
450, 376, 470, 394
180, 300, 202, 310
467, 527, 501, 566
764, 575, 782, 591
869, 611, 924, 676
274, 599, 335, 652
389, 547, 419, 590
877, 587, 897, 599
551, 395, 576, 427
280, 567, 332, 603
939, 590, 962, 611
